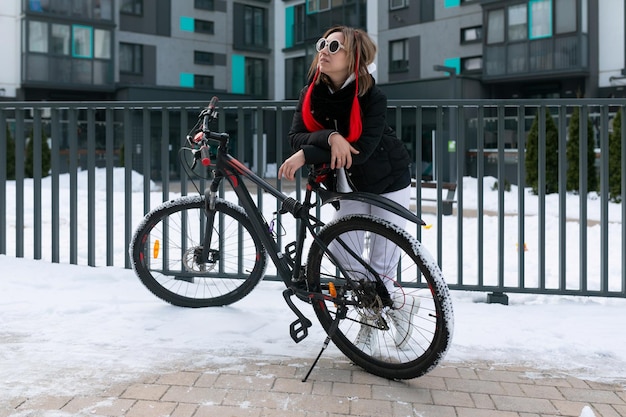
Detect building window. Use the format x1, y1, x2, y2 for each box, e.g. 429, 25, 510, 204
195, 19, 214, 34
307, 0, 330, 14
286, 56, 306, 99
51, 24, 70, 55
487, 9, 505, 44
389, 39, 409, 72
120, 0, 142, 15
555, 0, 576, 33
508, 4, 527, 41
244, 6, 266, 47
293, 4, 306, 44
28, 21, 48, 53
119, 42, 143, 74
29, 0, 45, 12
195, 75, 214, 90
461, 56, 482, 73
389, 0, 408, 10
94, 29, 111, 59
72, 25, 93, 58
461, 26, 482, 44
95, 0, 114, 20
529, 0, 552, 39
30, 0, 112, 19
194, 0, 214, 11
246, 58, 266, 96
194, 51, 215, 65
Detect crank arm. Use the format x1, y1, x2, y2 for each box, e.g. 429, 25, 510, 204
292, 287, 357, 307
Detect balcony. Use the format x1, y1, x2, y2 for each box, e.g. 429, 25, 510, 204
22, 53, 114, 90
483, 33, 588, 81
24, 0, 114, 22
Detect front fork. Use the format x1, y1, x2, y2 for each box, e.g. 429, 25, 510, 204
200, 172, 222, 265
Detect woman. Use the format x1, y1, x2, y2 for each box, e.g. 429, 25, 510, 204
278, 26, 419, 353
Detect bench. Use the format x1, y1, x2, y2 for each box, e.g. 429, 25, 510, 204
411, 178, 457, 215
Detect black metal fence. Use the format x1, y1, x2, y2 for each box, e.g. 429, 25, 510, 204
1, 98, 625, 299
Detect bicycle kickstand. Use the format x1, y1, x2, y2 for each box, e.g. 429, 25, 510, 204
302, 305, 347, 383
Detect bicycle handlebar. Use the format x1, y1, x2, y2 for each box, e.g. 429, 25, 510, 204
205, 105, 228, 143
201, 96, 218, 132
191, 96, 230, 144
185, 97, 232, 170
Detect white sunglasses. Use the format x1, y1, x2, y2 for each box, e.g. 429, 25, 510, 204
315, 38, 345, 54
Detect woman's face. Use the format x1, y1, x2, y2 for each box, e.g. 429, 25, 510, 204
317, 31, 350, 82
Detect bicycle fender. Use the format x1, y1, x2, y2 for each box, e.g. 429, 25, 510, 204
317, 188, 426, 226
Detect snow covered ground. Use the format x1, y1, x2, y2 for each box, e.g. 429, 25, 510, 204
1, 169, 625, 401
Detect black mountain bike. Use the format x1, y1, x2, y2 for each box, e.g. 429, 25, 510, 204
130, 97, 454, 381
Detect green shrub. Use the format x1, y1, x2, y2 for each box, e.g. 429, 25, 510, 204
525, 108, 559, 194
3, 125, 51, 179
491, 179, 511, 192
566, 107, 598, 193
4, 125, 16, 179
25, 128, 52, 178
608, 109, 622, 202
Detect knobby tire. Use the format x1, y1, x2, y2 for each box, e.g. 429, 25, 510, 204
306, 214, 454, 380
130, 196, 267, 308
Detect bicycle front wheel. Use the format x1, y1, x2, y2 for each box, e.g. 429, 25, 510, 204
306, 214, 454, 380
130, 196, 267, 307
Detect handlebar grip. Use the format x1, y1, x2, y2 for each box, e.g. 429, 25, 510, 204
200, 145, 211, 166
203, 96, 219, 131
208, 96, 219, 111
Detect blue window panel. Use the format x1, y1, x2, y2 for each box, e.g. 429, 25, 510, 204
29, 0, 43, 11
180, 16, 195, 32
231, 54, 245, 94
529, 0, 553, 39
180, 73, 194, 88
444, 0, 461, 7
444, 57, 461, 75
285, 6, 294, 48
72, 25, 93, 58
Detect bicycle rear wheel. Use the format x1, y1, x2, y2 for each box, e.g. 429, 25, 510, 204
130, 196, 267, 307
306, 214, 453, 380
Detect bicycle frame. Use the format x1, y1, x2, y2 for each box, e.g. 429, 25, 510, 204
206, 149, 308, 287
200, 130, 427, 290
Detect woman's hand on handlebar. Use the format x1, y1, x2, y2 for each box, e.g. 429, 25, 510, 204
278, 150, 306, 180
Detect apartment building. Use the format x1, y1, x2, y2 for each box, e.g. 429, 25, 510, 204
0, 0, 116, 101
0, 0, 623, 102
285, 0, 624, 100
116, 0, 273, 100
0, 0, 272, 101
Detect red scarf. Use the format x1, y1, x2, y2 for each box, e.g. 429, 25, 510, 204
301, 59, 363, 143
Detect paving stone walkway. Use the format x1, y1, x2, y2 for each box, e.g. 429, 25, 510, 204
3, 358, 625, 417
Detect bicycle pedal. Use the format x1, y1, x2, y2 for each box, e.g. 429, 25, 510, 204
282, 288, 312, 343
284, 241, 297, 264
289, 318, 312, 343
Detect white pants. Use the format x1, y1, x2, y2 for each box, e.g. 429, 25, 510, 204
329, 184, 411, 294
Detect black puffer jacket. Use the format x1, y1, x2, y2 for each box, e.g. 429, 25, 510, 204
288, 77, 411, 194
